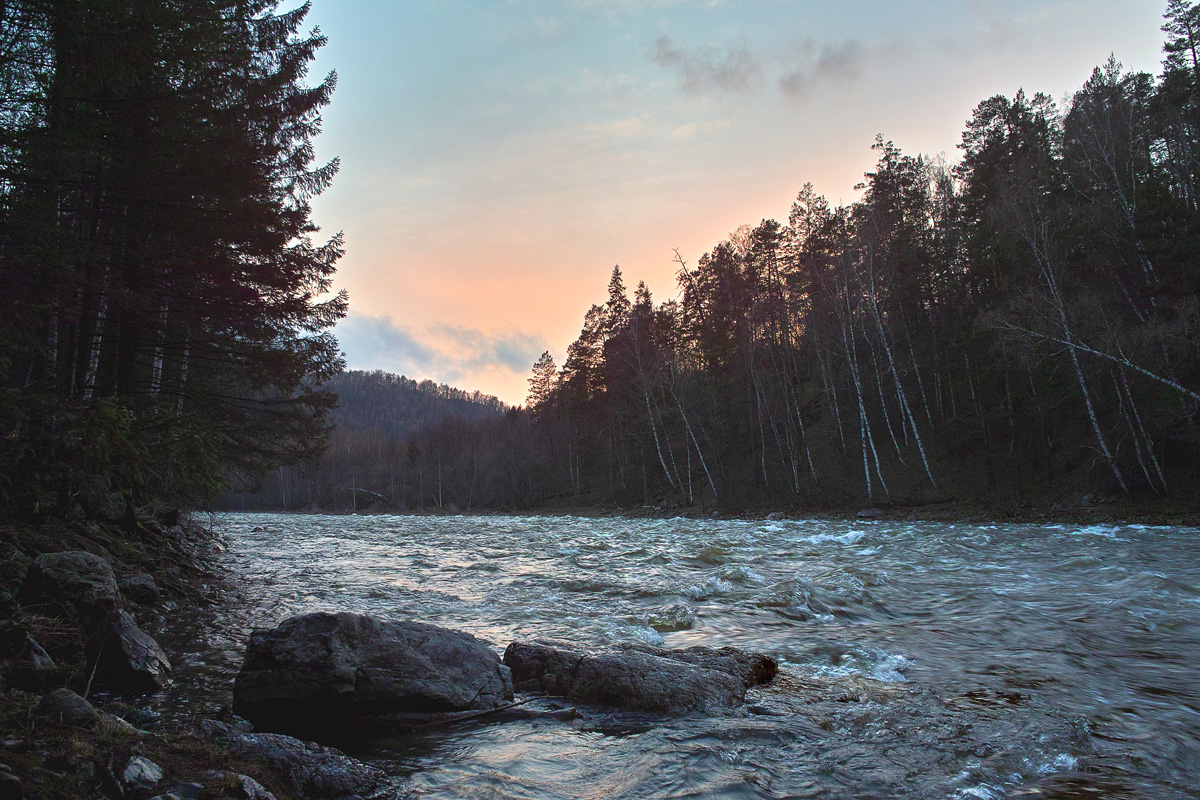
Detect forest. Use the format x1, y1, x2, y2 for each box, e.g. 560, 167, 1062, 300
251, 3, 1200, 514
0, 1, 345, 520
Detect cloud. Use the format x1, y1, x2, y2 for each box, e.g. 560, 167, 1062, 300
651, 35, 763, 94
335, 313, 545, 388
779, 40, 867, 102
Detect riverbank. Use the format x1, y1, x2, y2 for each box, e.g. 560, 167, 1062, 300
229, 495, 1200, 528
0, 516, 384, 800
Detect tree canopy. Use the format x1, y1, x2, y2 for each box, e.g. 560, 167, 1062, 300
0, 0, 346, 518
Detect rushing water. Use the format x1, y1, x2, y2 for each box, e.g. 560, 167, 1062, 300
162, 513, 1200, 799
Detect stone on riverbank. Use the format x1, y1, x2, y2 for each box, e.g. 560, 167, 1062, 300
502, 640, 755, 713
90, 609, 172, 691
0, 621, 56, 690
31, 688, 103, 729
203, 720, 383, 799
21, 551, 120, 624
30, 688, 137, 734
122, 755, 163, 790
233, 612, 513, 734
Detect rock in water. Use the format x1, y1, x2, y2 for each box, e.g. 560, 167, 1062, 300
90, 610, 172, 691
502, 641, 748, 714
233, 612, 513, 734
21, 551, 120, 624
616, 642, 778, 686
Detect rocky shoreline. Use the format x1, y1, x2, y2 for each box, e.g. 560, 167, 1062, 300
0, 517, 785, 800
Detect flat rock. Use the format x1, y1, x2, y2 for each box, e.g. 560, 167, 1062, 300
209, 772, 279, 800
502, 640, 747, 714
233, 612, 512, 734
21, 551, 120, 624
203, 719, 383, 799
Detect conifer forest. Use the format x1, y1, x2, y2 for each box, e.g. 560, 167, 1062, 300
0, 1, 345, 518
4, 2, 1200, 518
252, 4, 1200, 514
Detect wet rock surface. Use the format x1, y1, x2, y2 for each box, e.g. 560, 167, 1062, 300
233, 612, 513, 734
616, 641, 778, 687
502, 640, 750, 713
203, 720, 384, 799
90, 609, 172, 690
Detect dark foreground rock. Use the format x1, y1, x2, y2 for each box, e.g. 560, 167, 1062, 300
90, 609, 172, 691
203, 720, 383, 799
233, 612, 513, 734
18, 550, 172, 692
502, 640, 770, 713
31, 688, 105, 729
0, 621, 56, 690
21, 551, 121, 624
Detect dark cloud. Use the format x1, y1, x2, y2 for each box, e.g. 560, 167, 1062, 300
779, 40, 867, 102
335, 313, 544, 386
651, 35, 763, 94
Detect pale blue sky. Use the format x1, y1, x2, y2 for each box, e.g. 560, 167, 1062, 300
306, 0, 1166, 404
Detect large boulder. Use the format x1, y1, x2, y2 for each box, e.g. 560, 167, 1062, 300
502, 640, 750, 714
90, 610, 172, 691
203, 720, 383, 799
233, 612, 513, 734
21, 551, 120, 624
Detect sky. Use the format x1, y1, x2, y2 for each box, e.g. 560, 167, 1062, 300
304, 0, 1168, 406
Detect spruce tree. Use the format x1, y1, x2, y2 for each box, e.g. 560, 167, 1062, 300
0, 0, 346, 517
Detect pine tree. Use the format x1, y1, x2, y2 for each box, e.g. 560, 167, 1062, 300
526, 351, 558, 412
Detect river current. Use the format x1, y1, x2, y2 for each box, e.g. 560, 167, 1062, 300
164, 513, 1200, 799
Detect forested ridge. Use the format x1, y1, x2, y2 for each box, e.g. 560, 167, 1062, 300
0, 1, 345, 520
223, 370, 507, 510
255, 3, 1200, 515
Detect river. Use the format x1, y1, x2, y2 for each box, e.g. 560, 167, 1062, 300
163, 513, 1200, 799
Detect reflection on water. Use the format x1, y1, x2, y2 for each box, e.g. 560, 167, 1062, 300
160, 514, 1200, 799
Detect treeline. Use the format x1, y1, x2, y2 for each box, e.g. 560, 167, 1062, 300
0, 2, 345, 519
268, 3, 1200, 514
237, 3, 1200, 515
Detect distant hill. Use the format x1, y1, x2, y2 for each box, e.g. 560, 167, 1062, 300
328, 370, 507, 437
